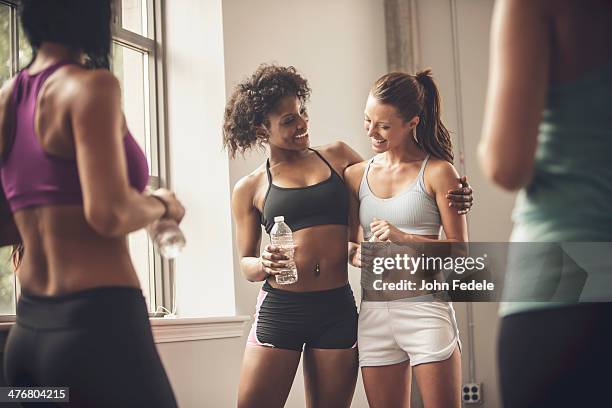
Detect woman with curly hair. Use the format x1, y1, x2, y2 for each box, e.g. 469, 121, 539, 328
225, 64, 472, 407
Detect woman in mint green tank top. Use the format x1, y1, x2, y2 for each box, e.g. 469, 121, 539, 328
479, 0, 612, 406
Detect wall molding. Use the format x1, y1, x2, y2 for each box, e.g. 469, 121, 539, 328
151, 315, 251, 344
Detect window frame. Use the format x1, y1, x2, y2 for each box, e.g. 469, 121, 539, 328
0, 0, 24, 322
0, 0, 174, 319
112, 0, 173, 315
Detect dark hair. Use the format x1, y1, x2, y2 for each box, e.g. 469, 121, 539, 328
370, 69, 453, 163
223, 64, 311, 158
20, 0, 112, 69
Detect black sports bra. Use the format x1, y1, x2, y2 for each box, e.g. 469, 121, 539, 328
261, 149, 349, 234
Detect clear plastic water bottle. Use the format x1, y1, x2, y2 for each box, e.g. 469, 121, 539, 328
148, 219, 186, 259
270, 216, 298, 285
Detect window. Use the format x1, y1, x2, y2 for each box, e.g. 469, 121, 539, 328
111, 0, 169, 314
0, 0, 31, 317
0, 0, 170, 318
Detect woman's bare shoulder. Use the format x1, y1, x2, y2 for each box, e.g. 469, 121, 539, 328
233, 163, 267, 197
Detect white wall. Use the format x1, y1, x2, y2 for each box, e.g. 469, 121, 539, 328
157, 337, 244, 408
164, 0, 235, 317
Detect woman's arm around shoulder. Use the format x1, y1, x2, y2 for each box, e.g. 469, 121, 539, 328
317, 141, 364, 176
344, 160, 368, 197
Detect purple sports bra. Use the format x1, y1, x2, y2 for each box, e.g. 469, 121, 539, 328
0, 61, 149, 213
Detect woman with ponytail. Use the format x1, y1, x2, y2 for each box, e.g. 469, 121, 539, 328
345, 69, 467, 407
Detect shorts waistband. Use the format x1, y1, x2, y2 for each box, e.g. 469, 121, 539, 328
17, 286, 148, 330
262, 281, 353, 299
360, 299, 452, 309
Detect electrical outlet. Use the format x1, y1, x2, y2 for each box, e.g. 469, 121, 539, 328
462, 382, 482, 404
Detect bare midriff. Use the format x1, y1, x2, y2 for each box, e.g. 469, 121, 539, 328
266, 224, 349, 292
14, 206, 140, 296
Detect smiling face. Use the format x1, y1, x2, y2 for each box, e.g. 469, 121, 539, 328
261, 95, 310, 151
364, 94, 418, 153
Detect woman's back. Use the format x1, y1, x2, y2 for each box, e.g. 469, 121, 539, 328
0, 60, 145, 295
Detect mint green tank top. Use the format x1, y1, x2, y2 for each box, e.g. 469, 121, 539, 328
500, 59, 612, 316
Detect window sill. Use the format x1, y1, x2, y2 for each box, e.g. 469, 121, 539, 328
0, 316, 253, 344
150, 315, 251, 344
0, 321, 14, 332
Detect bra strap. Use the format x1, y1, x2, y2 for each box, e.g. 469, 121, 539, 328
417, 154, 431, 187
310, 148, 334, 170
265, 159, 273, 183
310, 148, 345, 180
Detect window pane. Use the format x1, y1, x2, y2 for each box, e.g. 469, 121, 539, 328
0, 247, 16, 315
111, 43, 150, 163
122, 0, 151, 39
112, 43, 155, 312
0, 5, 14, 316
18, 21, 33, 70
0, 4, 11, 83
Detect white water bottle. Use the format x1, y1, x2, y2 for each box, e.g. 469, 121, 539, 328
270, 216, 298, 285
149, 219, 186, 259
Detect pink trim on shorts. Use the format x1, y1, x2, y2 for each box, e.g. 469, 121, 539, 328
246, 289, 275, 348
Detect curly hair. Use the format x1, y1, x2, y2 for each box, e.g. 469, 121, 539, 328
223, 64, 311, 158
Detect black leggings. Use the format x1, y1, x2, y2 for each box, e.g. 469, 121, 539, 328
498, 303, 612, 408
3, 287, 177, 408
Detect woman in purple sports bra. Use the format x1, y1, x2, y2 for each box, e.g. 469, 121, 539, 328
0, 1, 183, 406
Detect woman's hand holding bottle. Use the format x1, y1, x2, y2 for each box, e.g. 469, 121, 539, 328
147, 188, 186, 259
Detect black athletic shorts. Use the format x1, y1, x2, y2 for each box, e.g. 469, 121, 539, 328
3, 286, 177, 408
247, 281, 358, 351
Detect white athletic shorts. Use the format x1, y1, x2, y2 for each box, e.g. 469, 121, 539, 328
358, 300, 461, 367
